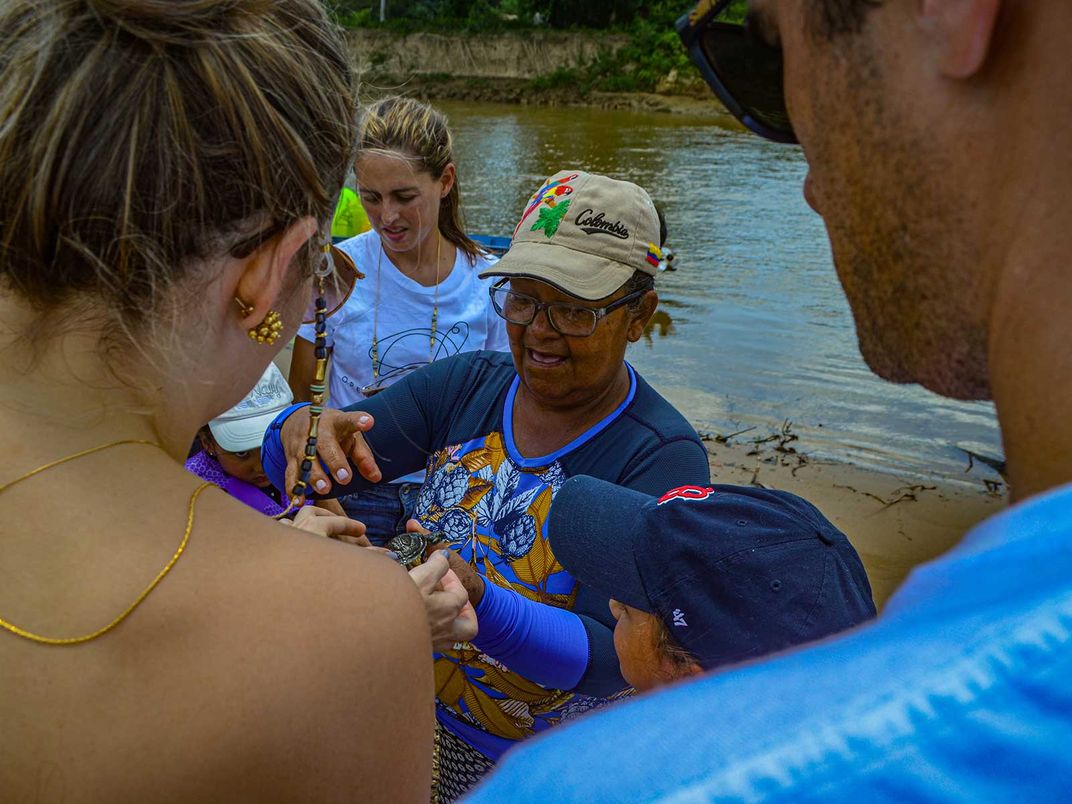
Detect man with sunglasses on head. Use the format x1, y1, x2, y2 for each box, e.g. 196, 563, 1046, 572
468, 1, 1072, 799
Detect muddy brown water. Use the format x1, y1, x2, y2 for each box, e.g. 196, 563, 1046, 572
438, 100, 1002, 486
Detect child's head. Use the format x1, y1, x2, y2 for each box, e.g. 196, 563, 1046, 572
202, 362, 293, 488
606, 597, 702, 691
550, 481, 877, 692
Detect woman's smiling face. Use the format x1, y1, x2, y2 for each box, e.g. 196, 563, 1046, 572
355, 151, 454, 256
506, 278, 652, 411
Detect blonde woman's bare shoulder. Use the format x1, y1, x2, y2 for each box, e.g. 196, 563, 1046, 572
1, 485, 433, 802
173, 491, 435, 800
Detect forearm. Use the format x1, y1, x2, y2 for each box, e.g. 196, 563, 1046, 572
471, 580, 624, 695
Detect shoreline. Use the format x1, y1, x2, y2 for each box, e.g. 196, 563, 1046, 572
362, 75, 740, 119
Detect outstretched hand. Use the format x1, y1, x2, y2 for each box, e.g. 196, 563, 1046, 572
280, 406, 382, 496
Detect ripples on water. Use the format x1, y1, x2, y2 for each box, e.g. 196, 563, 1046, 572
441, 100, 1002, 483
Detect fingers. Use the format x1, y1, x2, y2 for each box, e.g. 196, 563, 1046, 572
346, 414, 381, 483
452, 600, 479, 646
318, 497, 348, 517
408, 550, 450, 594
281, 406, 312, 495
289, 505, 367, 543
406, 518, 431, 535
430, 574, 478, 650
437, 564, 467, 598
317, 412, 381, 491
283, 409, 377, 496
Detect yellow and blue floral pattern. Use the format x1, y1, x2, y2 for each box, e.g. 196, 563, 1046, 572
416, 431, 612, 742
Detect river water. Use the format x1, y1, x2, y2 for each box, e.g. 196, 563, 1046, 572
439, 100, 1002, 484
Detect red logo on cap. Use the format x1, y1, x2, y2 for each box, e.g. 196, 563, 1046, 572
657, 486, 715, 506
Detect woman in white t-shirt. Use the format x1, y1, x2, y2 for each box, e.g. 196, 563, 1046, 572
290, 97, 508, 544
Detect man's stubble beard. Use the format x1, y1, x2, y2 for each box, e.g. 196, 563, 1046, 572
811, 46, 992, 401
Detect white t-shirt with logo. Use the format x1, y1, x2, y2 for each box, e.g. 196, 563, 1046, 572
298, 230, 510, 478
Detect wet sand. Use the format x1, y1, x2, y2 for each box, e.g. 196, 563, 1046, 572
703, 431, 1006, 609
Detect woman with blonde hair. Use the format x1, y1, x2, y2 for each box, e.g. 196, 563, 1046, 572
289, 97, 507, 545
0, 1, 470, 799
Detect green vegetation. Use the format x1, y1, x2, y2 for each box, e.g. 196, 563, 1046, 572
325, 0, 750, 94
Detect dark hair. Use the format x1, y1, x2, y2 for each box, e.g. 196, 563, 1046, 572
356, 97, 483, 265
0, 0, 357, 342
622, 269, 656, 312
807, 0, 884, 37
651, 614, 700, 678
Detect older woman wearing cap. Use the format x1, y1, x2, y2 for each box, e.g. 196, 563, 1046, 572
263, 170, 711, 799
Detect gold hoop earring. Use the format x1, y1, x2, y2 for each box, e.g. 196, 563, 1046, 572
234, 297, 283, 346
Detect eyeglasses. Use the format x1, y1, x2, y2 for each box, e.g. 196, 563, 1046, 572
489, 282, 650, 337
677, 0, 797, 144
229, 223, 360, 325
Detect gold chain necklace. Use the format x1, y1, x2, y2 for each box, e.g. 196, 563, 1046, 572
370, 232, 442, 391
0, 440, 211, 646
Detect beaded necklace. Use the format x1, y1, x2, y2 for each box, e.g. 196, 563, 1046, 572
369, 232, 442, 393
0, 440, 211, 646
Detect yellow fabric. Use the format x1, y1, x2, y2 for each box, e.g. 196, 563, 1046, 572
332, 187, 371, 239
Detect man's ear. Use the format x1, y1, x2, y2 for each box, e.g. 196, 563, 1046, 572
626, 290, 659, 343
919, 0, 1002, 79
681, 660, 705, 679
233, 216, 318, 330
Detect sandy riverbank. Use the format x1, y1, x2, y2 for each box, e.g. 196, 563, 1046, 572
365, 75, 739, 119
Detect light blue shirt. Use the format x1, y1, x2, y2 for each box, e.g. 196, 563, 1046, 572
467, 482, 1072, 801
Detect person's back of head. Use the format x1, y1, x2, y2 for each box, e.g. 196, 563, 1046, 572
0, 0, 357, 366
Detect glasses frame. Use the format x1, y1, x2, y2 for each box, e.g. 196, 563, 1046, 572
303, 244, 359, 324
489, 280, 651, 338
676, 1, 798, 144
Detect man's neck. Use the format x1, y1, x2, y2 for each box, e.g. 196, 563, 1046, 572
987, 216, 1072, 503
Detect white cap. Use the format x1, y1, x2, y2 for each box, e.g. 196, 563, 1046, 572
208, 363, 293, 452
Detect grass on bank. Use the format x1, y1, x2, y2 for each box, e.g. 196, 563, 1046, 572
326, 0, 749, 95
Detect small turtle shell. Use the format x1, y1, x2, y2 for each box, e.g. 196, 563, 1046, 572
386, 530, 447, 568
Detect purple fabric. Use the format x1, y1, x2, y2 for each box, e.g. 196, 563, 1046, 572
185, 450, 290, 517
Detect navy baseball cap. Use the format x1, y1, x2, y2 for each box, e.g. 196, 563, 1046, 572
549, 478, 876, 672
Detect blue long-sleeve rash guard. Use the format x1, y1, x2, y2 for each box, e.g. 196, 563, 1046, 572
264, 351, 710, 759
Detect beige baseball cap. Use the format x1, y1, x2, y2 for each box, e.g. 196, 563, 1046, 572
480, 170, 663, 301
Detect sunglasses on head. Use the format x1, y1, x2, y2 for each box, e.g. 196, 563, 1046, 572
677, 0, 797, 144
